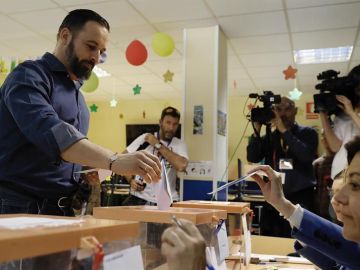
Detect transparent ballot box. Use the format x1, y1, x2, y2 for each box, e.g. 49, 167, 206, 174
172, 201, 253, 269
0, 214, 140, 270
93, 205, 227, 270
172, 201, 251, 235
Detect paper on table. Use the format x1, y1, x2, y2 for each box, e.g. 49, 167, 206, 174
155, 160, 173, 210
0, 217, 83, 230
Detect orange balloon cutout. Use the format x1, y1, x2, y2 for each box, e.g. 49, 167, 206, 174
125, 40, 148, 66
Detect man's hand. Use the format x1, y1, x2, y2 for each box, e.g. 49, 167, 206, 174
112, 150, 161, 183
82, 171, 100, 186
336, 95, 355, 116
161, 219, 206, 270
272, 108, 287, 133
144, 133, 159, 146
248, 165, 296, 218
129, 178, 146, 191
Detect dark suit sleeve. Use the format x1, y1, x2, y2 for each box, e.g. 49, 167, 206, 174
292, 209, 360, 269
294, 241, 337, 269
246, 135, 265, 163
282, 127, 318, 163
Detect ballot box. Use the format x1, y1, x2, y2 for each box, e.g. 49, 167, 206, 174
0, 214, 140, 270
93, 205, 227, 270
172, 201, 251, 235
172, 201, 253, 269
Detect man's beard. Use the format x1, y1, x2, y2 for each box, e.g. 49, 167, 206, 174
65, 40, 94, 80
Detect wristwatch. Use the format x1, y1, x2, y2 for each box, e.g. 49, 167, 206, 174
154, 142, 162, 150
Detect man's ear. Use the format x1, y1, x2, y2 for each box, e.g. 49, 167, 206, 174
58, 27, 72, 46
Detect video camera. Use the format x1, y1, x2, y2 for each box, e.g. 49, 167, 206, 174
314, 70, 358, 115
249, 91, 281, 124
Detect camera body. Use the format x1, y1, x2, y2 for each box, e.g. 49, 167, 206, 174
314, 70, 358, 115
250, 91, 281, 124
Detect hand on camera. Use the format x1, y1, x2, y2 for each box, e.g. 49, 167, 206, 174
272, 109, 287, 133
336, 95, 355, 116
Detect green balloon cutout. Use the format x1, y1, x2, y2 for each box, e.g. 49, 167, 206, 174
152, 32, 175, 57
82, 72, 99, 93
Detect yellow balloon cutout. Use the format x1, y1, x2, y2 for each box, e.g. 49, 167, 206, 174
152, 32, 175, 57
82, 72, 99, 93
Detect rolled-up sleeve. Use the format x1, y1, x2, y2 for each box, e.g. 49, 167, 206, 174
4, 63, 85, 159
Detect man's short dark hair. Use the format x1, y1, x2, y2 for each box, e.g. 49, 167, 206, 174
161, 106, 180, 120
345, 136, 360, 164
57, 9, 110, 40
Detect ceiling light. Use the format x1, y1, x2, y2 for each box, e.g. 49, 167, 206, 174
93, 65, 111, 78
294, 46, 353, 65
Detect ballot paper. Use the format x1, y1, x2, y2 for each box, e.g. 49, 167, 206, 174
155, 160, 173, 210
103, 245, 144, 270
207, 171, 268, 195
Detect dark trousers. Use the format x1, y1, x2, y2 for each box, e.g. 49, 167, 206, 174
0, 185, 74, 270
0, 185, 74, 216
260, 186, 316, 238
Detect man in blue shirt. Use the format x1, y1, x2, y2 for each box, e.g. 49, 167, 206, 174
0, 9, 161, 216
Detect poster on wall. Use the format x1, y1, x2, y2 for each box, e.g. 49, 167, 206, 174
185, 161, 213, 177
217, 110, 226, 136
306, 102, 319, 119
193, 105, 203, 135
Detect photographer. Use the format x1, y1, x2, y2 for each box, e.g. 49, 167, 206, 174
319, 65, 360, 180
247, 96, 318, 237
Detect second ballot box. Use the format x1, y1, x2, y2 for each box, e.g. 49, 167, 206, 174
93, 205, 227, 269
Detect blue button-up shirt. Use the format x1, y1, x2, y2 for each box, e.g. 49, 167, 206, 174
0, 53, 89, 198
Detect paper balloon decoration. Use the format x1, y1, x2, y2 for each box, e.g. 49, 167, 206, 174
152, 32, 175, 57
125, 40, 148, 66
82, 72, 99, 93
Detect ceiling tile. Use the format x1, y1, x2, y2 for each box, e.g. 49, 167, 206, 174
296, 62, 349, 76
64, 1, 148, 28
247, 66, 289, 79
285, 0, 360, 9
1, 36, 54, 58
129, 0, 212, 23
11, 8, 68, 34
1, 0, 57, 14
230, 34, 291, 54
288, 3, 360, 32
239, 51, 294, 67
218, 11, 287, 38
0, 15, 37, 39
206, 0, 283, 16
292, 28, 357, 50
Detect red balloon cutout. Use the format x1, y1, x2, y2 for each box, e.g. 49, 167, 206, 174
125, 40, 148, 66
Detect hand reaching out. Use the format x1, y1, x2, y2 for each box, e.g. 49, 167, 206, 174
112, 150, 161, 183
161, 219, 206, 270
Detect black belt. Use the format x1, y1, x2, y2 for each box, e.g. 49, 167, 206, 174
0, 182, 73, 208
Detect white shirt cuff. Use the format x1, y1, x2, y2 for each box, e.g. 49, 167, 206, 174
286, 204, 303, 229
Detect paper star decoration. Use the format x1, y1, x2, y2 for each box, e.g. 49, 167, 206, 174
89, 104, 98, 112
110, 99, 118, 107
288, 88, 303, 100
163, 70, 174, 82
133, 84, 142, 95
283, 65, 298, 80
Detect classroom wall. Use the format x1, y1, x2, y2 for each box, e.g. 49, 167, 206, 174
86, 92, 322, 180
